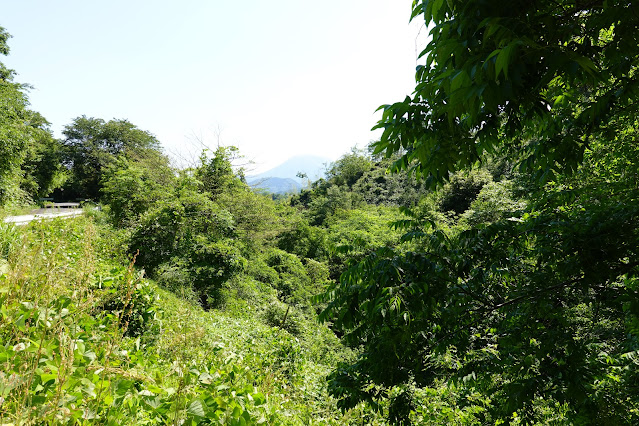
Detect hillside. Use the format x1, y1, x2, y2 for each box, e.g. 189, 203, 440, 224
248, 177, 302, 194
0, 215, 375, 424
3, 2, 639, 423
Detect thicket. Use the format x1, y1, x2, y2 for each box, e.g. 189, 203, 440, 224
0, 214, 381, 424
315, 1, 639, 424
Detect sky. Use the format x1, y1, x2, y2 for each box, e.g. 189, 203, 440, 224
1, 1, 425, 173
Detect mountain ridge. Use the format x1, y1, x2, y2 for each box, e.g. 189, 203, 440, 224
248, 155, 330, 184
247, 155, 331, 194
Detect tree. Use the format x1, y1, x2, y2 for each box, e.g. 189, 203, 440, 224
320, 2, 639, 423
0, 26, 15, 81
101, 152, 174, 227
325, 148, 373, 188
373, 0, 639, 186
19, 113, 68, 200
61, 116, 163, 200
0, 26, 58, 205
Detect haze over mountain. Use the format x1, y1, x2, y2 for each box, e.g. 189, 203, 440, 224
248, 155, 331, 194
250, 155, 330, 183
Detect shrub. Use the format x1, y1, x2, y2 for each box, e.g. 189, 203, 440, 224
95, 266, 160, 339
262, 300, 303, 335
264, 249, 311, 304
129, 190, 235, 273
438, 169, 493, 215
0, 222, 20, 259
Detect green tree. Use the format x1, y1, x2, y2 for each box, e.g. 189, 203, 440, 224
195, 146, 245, 199
129, 184, 244, 308
325, 148, 373, 188
0, 26, 58, 205
321, 2, 639, 423
101, 152, 174, 227
352, 154, 429, 207
373, 0, 639, 186
20, 114, 67, 200
61, 116, 163, 200
0, 26, 14, 81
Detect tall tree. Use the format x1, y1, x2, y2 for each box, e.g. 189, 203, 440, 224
61, 116, 163, 200
373, 0, 639, 185
0, 26, 59, 205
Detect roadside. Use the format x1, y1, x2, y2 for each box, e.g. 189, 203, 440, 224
3, 207, 84, 226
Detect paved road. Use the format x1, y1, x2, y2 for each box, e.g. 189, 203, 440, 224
3, 209, 84, 226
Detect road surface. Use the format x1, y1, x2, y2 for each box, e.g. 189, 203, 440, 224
3, 209, 84, 226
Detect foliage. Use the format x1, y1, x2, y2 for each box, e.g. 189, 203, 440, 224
324, 206, 404, 280
290, 150, 372, 226
352, 155, 429, 207
277, 218, 328, 261
20, 129, 68, 200
292, 148, 429, 229
95, 265, 160, 339
195, 146, 245, 199
437, 169, 493, 215
325, 148, 373, 188
60, 116, 165, 200
129, 186, 244, 307
373, 0, 639, 186
459, 179, 526, 227
0, 27, 64, 206
7, 6, 639, 421
0, 54, 56, 204
322, 145, 639, 422
263, 248, 313, 304
0, 211, 373, 424
101, 154, 175, 227
0, 27, 14, 82
319, 2, 639, 423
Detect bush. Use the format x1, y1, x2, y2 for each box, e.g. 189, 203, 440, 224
264, 249, 311, 304
155, 259, 199, 302
460, 180, 527, 226
189, 236, 247, 308
129, 190, 235, 273
95, 266, 160, 339
438, 169, 493, 215
0, 222, 20, 259
262, 300, 303, 336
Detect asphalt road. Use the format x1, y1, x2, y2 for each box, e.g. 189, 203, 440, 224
3, 209, 84, 226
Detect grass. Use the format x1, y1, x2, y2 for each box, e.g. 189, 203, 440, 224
0, 215, 383, 424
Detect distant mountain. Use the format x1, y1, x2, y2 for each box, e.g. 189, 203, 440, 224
248, 177, 302, 194
249, 155, 330, 185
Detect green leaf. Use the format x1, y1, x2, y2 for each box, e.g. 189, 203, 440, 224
572, 55, 598, 76
115, 379, 134, 399
495, 44, 515, 80
187, 399, 206, 418
40, 373, 57, 384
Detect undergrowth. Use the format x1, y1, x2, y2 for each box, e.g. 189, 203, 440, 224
0, 217, 380, 424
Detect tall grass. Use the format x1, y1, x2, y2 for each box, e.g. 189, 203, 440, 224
0, 217, 377, 424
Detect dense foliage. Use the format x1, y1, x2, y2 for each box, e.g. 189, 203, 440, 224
317, 1, 639, 424
0, 217, 367, 424
374, 0, 639, 186
0, 28, 63, 206
59, 116, 167, 201
2, 2, 639, 422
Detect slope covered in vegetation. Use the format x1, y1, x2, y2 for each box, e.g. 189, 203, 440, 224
2, 0, 639, 423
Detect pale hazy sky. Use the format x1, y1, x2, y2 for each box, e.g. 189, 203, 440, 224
2, 1, 424, 173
